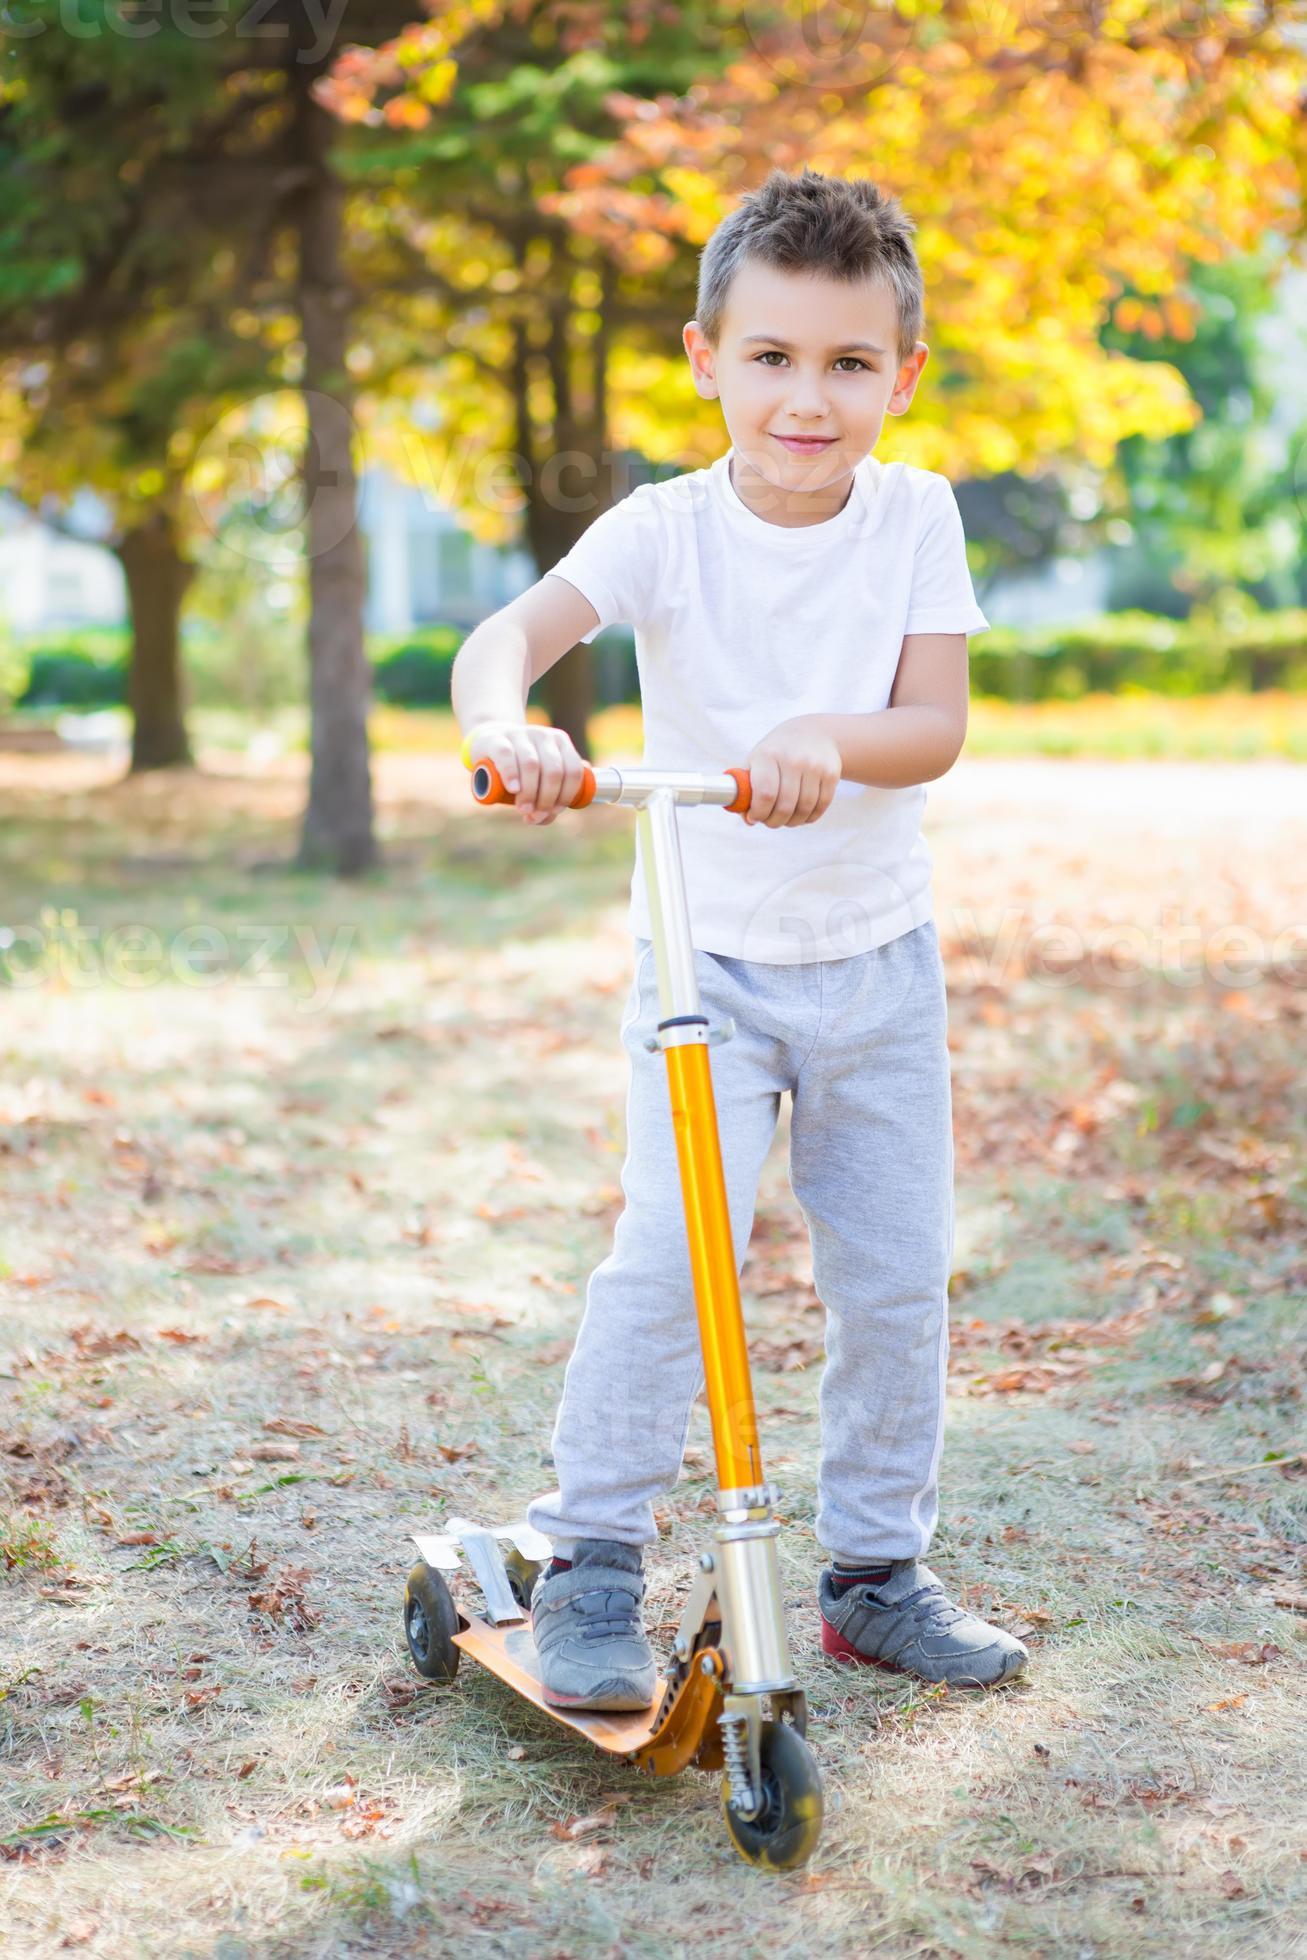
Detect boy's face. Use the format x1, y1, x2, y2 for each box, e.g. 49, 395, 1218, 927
683, 260, 928, 515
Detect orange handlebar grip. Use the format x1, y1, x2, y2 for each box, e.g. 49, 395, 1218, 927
724, 768, 752, 815
469, 757, 598, 809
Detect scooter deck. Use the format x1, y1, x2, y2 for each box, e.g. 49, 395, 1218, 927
454, 1611, 669, 1753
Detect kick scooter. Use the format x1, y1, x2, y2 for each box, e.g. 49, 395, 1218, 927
400, 742, 823, 1871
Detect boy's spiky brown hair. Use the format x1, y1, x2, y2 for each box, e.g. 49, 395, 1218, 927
695, 164, 925, 367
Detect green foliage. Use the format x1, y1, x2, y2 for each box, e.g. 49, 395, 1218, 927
370, 629, 463, 706
183, 530, 309, 715
1, 1513, 62, 1573
1102, 251, 1307, 611
17, 648, 127, 709
366, 624, 640, 712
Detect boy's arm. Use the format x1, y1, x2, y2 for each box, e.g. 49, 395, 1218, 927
808, 631, 969, 789
451, 574, 603, 730
451, 575, 602, 821
745, 633, 969, 825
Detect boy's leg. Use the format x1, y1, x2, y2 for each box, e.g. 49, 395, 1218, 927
787, 919, 955, 1564
526, 938, 808, 1553
788, 919, 1027, 1687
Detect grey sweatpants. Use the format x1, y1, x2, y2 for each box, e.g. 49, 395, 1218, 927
525, 919, 955, 1565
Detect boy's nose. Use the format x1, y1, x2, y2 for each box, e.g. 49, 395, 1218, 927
786, 383, 830, 419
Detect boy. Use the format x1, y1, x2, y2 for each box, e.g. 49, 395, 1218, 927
451, 165, 1028, 1708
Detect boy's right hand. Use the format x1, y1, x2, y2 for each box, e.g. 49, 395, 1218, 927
461, 721, 589, 826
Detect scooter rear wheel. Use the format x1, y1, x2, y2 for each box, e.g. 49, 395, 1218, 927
720, 1720, 823, 1870
404, 1562, 460, 1682
502, 1546, 544, 1614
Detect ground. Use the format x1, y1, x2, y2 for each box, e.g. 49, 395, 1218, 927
1, 734, 1304, 1958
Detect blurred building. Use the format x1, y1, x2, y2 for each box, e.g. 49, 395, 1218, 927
0, 466, 536, 643
0, 490, 127, 634
357, 466, 533, 637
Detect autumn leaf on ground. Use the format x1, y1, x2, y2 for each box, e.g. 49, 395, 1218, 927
436, 1440, 479, 1462
70, 1326, 141, 1358
183, 1684, 222, 1709
550, 1801, 626, 1840
381, 1678, 419, 1709
341, 1804, 393, 1839
248, 1565, 319, 1631
59, 1915, 99, 1947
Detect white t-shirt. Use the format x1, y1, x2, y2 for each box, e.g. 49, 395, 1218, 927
545, 445, 990, 964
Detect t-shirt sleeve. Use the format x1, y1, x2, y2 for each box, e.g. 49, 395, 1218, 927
543, 484, 664, 644
903, 476, 990, 637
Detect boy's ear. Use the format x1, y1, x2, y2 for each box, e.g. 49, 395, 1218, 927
887, 341, 929, 417
683, 322, 719, 399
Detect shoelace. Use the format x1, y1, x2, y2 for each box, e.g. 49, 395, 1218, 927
869, 1581, 967, 1633
570, 1584, 641, 1643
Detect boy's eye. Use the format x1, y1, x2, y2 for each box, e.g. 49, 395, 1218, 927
754, 352, 870, 372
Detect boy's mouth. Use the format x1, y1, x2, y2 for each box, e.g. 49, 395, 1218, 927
771, 434, 836, 454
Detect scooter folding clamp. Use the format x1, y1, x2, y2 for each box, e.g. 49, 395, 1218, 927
643, 1014, 736, 1054
716, 1480, 780, 1520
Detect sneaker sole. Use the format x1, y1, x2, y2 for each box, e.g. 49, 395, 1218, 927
820, 1613, 1024, 1689
540, 1685, 656, 1712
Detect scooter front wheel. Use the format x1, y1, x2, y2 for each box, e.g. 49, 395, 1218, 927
404, 1562, 460, 1682
720, 1720, 823, 1870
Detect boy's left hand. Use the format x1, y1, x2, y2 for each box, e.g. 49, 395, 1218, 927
743, 717, 842, 827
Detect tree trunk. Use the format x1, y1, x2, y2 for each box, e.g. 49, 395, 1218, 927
509, 277, 605, 757
288, 56, 376, 876
116, 508, 194, 773
535, 536, 595, 753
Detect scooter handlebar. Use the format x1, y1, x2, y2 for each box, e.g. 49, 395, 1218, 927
461, 739, 752, 818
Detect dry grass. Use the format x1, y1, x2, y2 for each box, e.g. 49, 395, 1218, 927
1, 742, 1304, 1959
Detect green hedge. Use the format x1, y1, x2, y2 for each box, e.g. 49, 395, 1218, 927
968, 609, 1307, 701
370, 628, 462, 706
7, 610, 1307, 712
510, 610, 1307, 706
17, 649, 128, 709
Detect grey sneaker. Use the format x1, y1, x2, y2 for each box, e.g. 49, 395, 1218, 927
530, 1539, 658, 1712
818, 1559, 1029, 1688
